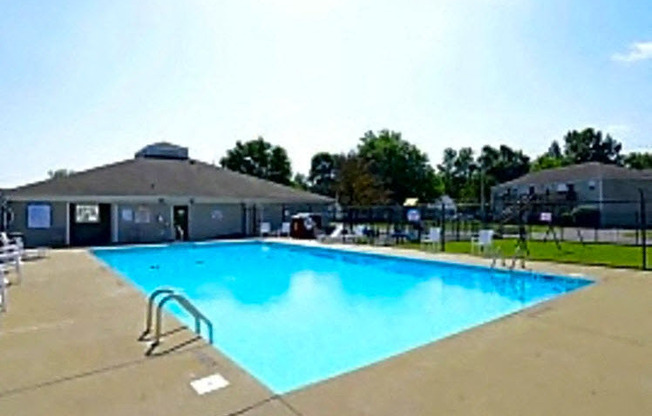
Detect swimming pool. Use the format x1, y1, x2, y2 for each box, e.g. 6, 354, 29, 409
93, 241, 592, 393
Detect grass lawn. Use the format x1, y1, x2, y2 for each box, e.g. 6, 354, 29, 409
400, 239, 650, 269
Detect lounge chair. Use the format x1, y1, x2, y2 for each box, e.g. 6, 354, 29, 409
421, 227, 441, 251
471, 229, 494, 254
317, 224, 344, 243
277, 222, 291, 237
370, 229, 393, 246
0, 233, 48, 261
343, 225, 367, 244
259, 222, 272, 237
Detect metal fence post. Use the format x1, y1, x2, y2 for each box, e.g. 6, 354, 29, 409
635, 211, 639, 246
640, 189, 647, 270
441, 202, 446, 252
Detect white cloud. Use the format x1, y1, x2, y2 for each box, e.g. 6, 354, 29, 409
612, 41, 652, 63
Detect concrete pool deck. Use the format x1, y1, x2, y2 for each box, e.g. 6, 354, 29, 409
0, 241, 650, 415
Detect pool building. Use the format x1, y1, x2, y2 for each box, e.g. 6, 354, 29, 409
3, 142, 333, 247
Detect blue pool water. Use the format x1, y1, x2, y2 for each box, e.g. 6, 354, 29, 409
93, 241, 591, 393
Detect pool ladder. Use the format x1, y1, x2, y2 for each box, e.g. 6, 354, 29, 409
139, 288, 214, 355
491, 247, 527, 270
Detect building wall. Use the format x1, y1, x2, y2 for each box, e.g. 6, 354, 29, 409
6, 198, 334, 246
188, 203, 243, 240
492, 177, 652, 227
600, 179, 652, 227
116, 202, 172, 243
7, 201, 67, 247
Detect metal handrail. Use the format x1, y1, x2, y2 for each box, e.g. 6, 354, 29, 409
139, 288, 176, 341
510, 246, 527, 270
490, 247, 506, 268
142, 289, 214, 354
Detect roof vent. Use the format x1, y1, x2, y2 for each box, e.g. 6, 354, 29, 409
135, 142, 189, 160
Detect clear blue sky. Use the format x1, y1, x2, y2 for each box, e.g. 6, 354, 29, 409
1, 0, 650, 187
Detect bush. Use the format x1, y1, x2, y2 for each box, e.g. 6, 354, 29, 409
560, 212, 573, 226
571, 205, 600, 227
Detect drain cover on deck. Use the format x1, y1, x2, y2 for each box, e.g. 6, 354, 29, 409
190, 373, 230, 395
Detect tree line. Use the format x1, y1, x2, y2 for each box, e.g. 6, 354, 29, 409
219, 128, 651, 205
45, 128, 650, 205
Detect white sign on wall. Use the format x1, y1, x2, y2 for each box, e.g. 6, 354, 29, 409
134, 207, 151, 224
406, 208, 421, 222
540, 212, 552, 223
121, 208, 133, 222
27, 204, 51, 229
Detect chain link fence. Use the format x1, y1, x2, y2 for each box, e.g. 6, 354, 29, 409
329, 191, 650, 270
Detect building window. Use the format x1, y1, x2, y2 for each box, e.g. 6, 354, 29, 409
27, 203, 51, 229
588, 180, 596, 190
75, 204, 100, 223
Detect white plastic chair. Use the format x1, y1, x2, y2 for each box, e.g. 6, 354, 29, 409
0, 244, 22, 285
471, 229, 494, 254
278, 222, 291, 237
421, 227, 441, 250
259, 222, 271, 237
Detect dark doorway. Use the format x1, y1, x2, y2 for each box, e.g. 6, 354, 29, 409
173, 205, 189, 240
69, 203, 112, 246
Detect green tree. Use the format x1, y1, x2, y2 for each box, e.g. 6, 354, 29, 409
547, 140, 563, 159
292, 173, 309, 190
532, 140, 565, 172
437, 147, 477, 200
269, 146, 292, 185
476, 145, 530, 200
624, 152, 652, 170
562, 128, 623, 165
438, 148, 458, 196
220, 137, 293, 185
357, 130, 443, 204
532, 154, 564, 172
335, 153, 389, 206
308, 152, 342, 197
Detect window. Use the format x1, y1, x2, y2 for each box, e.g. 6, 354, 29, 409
27, 203, 51, 229
588, 180, 596, 190
75, 204, 100, 223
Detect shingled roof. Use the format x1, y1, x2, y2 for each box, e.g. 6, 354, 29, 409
7, 157, 333, 204
496, 162, 652, 188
